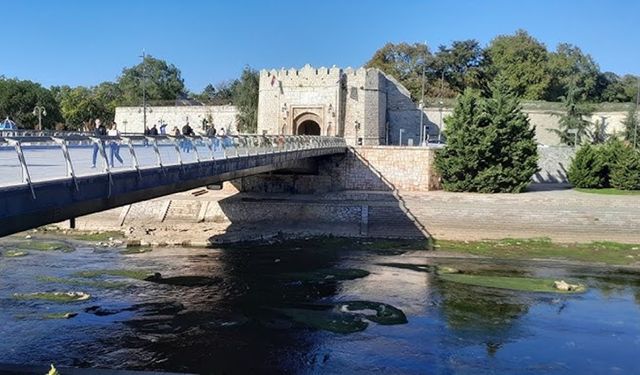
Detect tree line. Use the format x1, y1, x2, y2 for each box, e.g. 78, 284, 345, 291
0, 56, 259, 132
365, 30, 639, 104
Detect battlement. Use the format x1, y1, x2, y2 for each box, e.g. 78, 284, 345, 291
259, 64, 385, 89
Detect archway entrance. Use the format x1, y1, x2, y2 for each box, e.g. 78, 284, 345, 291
297, 120, 321, 135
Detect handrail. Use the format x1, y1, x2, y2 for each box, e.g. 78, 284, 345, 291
0, 134, 347, 198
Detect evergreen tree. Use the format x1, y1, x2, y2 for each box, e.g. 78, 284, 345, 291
435, 81, 538, 193
549, 81, 593, 146
610, 147, 640, 190
621, 107, 639, 146
567, 144, 606, 188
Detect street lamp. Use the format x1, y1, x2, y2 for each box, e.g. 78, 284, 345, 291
437, 101, 444, 143
33, 105, 47, 131
140, 50, 148, 132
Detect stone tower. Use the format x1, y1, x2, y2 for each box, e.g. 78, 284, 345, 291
257, 64, 423, 146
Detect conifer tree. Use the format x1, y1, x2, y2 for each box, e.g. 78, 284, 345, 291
435, 81, 538, 193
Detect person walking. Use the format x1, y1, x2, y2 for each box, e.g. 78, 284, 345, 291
149, 124, 159, 136
107, 122, 124, 168
91, 118, 107, 168
181, 121, 194, 153
159, 121, 167, 135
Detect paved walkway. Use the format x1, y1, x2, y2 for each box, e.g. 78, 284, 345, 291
401, 187, 640, 243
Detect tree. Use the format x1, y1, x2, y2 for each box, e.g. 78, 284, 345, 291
621, 107, 639, 145
0, 78, 62, 129
233, 67, 259, 133
433, 39, 486, 95
546, 43, 600, 101
567, 144, 606, 188
116, 55, 186, 106
435, 80, 538, 193
610, 146, 640, 190
485, 30, 551, 99
55, 86, 114, 130
365, 42, 431, 100
549, 81, 593, 146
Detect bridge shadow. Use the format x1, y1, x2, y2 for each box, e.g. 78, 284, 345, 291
207, 147, 432, 244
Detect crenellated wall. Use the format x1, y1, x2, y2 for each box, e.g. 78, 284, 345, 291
257, 65, 420, 146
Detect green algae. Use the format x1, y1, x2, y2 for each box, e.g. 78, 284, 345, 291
43, 312, 78, 319
13, 292, 91, 303
4, 250, 28, 257
377, 262, 435, 273
13, 241, 74, 253
439, 273, 586, 293
435, 238, 640, 265
275, 301, 407, 333
73, 269, 155, 280
120, 247, 153, 255
339, 301, 408, 325
275, 307, 369, 333
37, 276, 129, 289
282, 268, 370, 282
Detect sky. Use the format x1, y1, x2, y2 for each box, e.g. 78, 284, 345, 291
2, 0, 639, 92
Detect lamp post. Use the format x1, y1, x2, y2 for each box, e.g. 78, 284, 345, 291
33, 105, 47, 131
419, 41, 427, 145
635, 78, 639, 149
140, 50, 147, 132
437, 101, 444, 143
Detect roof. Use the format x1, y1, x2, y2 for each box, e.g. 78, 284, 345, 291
0, 117, 17, 130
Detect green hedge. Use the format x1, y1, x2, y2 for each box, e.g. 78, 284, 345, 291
568, 139, 640, 190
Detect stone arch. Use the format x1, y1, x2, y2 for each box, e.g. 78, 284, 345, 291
294, 112, 322, 135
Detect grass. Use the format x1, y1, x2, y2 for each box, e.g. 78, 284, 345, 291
435, 238, 640, 266
72, 269, 155, 280
37, 276, 129, 289
13, 292, 91, 303
575, 188, 640, 196
13, 241, 74, 253
119, 247, 152, 255
62, 231, 124, 242
439, 274, 585, 293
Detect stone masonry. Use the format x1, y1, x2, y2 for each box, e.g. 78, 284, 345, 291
114, 105, 238, 134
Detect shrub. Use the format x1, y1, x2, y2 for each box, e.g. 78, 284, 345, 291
567, 144, 606, 188
435, 81, 538, 193
610, 146, 640, 190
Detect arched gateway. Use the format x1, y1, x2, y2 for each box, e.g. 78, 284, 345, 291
294, 113, 322, 135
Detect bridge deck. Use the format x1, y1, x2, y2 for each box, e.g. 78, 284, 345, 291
0, 134, 346, 236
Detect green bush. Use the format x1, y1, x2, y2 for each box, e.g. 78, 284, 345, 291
567, 144, 606, 188
569, 139, 640, 190
435, 82, 538, 193
610, 146, 640, 190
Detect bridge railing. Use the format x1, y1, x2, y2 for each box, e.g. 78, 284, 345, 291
0, 133, 346, 193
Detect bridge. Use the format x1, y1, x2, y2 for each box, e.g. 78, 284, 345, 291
0, 132, 347, 237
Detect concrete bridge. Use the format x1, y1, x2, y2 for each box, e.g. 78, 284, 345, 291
0, 132, 346, 237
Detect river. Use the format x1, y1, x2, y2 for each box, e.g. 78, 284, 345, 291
0, 236, 639, 374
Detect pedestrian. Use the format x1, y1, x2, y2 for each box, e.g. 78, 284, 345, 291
143, 125, 150, 147
107, 122, 123, 167
91, 118, 107, 168
206, 125, 216, 137
181, 121, 194, 152
173, 127, 180, 136
159, 121, 167, 135
150, 124, 158, 136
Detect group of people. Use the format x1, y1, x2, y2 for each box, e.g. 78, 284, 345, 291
90, 118, 232, 168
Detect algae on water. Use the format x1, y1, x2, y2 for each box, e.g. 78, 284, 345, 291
439, 273, 586, 293
13, 291, 91, 303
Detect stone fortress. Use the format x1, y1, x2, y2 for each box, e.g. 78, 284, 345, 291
257, 64, 423, 146
115, 64, 628, 147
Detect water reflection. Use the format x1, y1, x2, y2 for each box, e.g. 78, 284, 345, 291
0, 237, 640, 374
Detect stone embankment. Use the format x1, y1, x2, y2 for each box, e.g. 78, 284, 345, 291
59, 184, 640, 246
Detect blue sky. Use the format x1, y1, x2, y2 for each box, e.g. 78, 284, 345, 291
2, 0, 638, 92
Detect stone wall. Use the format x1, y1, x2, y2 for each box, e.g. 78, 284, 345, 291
320, 146, 440, 191
114, 105, 238, 134
534, 146, 575, 183
423, 107, 628, 146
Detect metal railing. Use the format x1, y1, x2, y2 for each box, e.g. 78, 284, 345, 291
0, 133, 346, 197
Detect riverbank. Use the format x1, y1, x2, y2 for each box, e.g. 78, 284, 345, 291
50, 185, 640, 245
